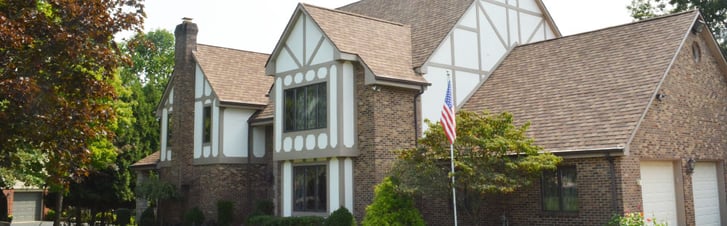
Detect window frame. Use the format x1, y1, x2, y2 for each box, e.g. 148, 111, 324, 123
292, 164, 327, 213
284, 83, 327, 132
541, 165, 578, 213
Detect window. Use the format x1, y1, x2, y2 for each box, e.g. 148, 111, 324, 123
203, 106, 211, 143
692, 42, 701, 63
541, 166, 578, 212
167, 113, 173, 147
293, 165, 326, 212
284, 83, 326, 132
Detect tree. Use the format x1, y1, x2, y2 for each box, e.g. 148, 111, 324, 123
0, 1, 144, 225
362, 177, 424, 226
393, 110, 561, 225
62, 29, 174, 225
627, 0, 727, 54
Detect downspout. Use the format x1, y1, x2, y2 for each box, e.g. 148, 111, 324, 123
414, 85, 425, 147
606, 153, 618, 214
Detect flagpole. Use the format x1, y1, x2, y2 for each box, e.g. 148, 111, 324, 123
450, 143, 458, 226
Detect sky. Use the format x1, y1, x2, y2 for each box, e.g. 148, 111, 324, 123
126, 0, 635, 54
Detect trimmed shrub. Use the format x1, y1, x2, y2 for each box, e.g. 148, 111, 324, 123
362, 176, 425, 226
324, 207, 355, 226
217, 201, 234, 226
247, 215, 325, 226
183, 207, 205, 226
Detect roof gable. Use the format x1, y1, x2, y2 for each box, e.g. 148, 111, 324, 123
462, 11, 698, 152
338, 0, 561, 69
193, 44, 272, 106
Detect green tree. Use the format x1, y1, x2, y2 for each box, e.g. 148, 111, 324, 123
393, 110, 561, 225
362, 177, 424, 226
62, 29, 174, 225
627, 0, 727, 54
0, 1, 144, 225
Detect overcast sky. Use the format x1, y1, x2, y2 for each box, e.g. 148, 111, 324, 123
126, 0, 635, 53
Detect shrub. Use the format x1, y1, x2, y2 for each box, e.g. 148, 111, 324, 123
184, 207, 205, 226
217, 200, 234, 226
324, 207, 355, 226
362, 177, 424, 226
247, 215, 325, 226
139, 207, 156, 226
607, 212, 667, 226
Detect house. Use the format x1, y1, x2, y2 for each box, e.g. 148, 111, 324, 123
462, 10, 727, 225
133, 0, 727, 225
3, 183, 45, 222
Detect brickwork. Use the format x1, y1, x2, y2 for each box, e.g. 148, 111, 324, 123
4, 190, 12, 216
353, 62, 419, 220
157, 20, 273, 225
483, 31, 727, 226
626, 31, 727, 226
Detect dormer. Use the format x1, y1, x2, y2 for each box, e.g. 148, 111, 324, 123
265, 4, 428, 161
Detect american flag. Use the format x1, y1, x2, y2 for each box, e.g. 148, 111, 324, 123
440, 79, 456, 144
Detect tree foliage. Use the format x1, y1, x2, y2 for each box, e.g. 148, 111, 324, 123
627, 0, 727, 54
0, 0, 144, 189
393, 110, 561, 225
362, 177, 424, 226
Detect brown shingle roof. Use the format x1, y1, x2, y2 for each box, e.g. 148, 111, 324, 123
131, 151, 160, 168
193, 44, 272, 106
302, 4, 426, 84
462, 11, 697, 152
338, 0, 474, 69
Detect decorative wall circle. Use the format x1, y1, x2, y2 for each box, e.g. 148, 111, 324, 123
305, 70, 315, 82
318, 133, 328, 149
317, 67, 328, 79
294, 136, 304, 151
306, 134, 316, 150
284, 75, 292, 86
294, 72, 304, 84
283, 137, 292, 152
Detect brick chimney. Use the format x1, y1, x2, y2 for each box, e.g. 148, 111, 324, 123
160, 18, 198, 221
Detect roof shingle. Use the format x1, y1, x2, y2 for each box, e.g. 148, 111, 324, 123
131, 151, 160, 168
338, 0, 474, 69
303, 4, 426, 84
194, 45, 272, 105
462, 11, 697, 152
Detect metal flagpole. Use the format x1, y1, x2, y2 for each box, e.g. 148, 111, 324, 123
450, 143, 458, 226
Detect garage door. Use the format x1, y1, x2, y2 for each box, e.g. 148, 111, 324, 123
693, 162, 722, 226
640, 161, 678, 226
12, 192, 41, 222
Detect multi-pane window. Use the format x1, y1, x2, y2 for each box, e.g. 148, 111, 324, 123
542, 166, 578, 212
293, 165, 327, 212
284, 83, 326, 132
203, 106, 211, 143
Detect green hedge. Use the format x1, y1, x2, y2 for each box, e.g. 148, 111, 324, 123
247, 215, 325, 226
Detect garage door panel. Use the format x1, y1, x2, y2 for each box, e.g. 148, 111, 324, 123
12, 192, 41, 222
640, 161, 678, 226
693, 162, 721, 226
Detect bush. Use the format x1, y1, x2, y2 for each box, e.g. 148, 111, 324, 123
247, 215, 325, 226
607, 212, 667, 226
184, 207, 205, 226
217, 200, 234, 226
362, 177, 424, 226
324, 207, 355, 226
139, 207, 156, 226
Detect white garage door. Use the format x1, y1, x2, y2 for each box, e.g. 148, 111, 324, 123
693, 162, 722, 226
12, 192, 41, 222
640, 161, 678, 226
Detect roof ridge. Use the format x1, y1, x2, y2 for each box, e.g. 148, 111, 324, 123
197, 43, 271, 56
516, 10, 698, 49
301, 3, 407, 27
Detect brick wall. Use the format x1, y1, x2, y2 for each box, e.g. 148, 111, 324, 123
353, 63, 419, 220
157, 20, 273, 225
626, 31, 727, 226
